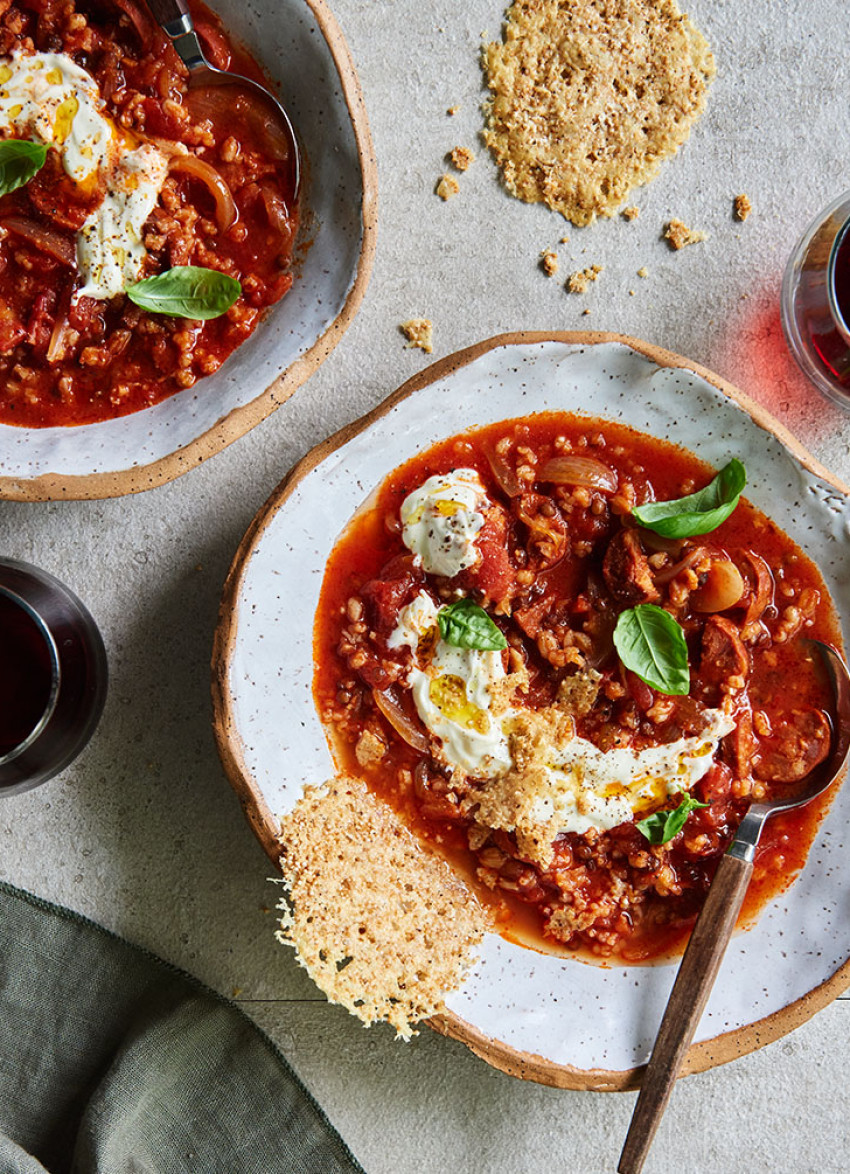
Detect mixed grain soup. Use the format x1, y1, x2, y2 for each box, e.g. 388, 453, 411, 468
314, 413, 840, 963
0, 0, 297, 425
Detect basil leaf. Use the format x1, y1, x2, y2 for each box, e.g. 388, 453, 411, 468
613, 604, 690, 695
0, 139, 47, 197
438, 599, 507, 651
126, 266, 241, 319
637, 794, 709, 845
632, 458, 747, 538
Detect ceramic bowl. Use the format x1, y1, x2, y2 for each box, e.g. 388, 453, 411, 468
0, 0, 376, 501
212, 332, 850, 1089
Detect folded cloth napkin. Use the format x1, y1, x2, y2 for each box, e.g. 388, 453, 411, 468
0, 881, 365, 1174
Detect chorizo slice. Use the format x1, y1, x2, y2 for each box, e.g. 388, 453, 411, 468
700, 615, 750, 687
602, 529, 660, 605
753, 708, 831, 782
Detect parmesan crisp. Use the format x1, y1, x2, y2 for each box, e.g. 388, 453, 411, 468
482, 0, 715, 225
276, 776, 491, 1039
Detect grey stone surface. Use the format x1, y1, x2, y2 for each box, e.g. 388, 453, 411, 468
2, 0, 850, 1170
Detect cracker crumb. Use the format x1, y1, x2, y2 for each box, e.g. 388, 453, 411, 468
540, 249, 559, 276
276, 776, 491, 1039
582, 308, 591, 316
734, 193, 752, 222
567, 264, 603, 293
637, 266, 649, 278
447, 105, 459, 116
665, 219, 707, 250
622, 206, 640, 221
559, 235, 570, 244
400, 319, 434, 354
482, 0, 715, 225
449, 146, 474, 171
436, 174, 459, 200
629, 289, 635, 296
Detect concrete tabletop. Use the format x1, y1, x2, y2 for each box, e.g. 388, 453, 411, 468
2, 1, 850, 1170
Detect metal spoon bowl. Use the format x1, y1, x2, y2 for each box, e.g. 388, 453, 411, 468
146, 0, 300, 198
619, 640, 850, 1174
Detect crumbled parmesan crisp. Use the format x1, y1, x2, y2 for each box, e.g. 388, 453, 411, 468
436, 174, 459, 200
400, 318, 434, 354
734, 193, 752, 222
567, 264, 603, 293
276, 777, 490, 1039
665, 219, 707, 250
447, 105, 459, 116
622, 206, 640, 221
540, 249, 559, 276
449, 146, 474, 171
637, 266, 649, 278
482, 0, 715, 225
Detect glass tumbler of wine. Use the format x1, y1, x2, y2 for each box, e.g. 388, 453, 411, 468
782, 189, 850, 408
0, 558, 107, 796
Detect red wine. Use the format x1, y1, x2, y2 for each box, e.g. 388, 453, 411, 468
0, 592, 54, 757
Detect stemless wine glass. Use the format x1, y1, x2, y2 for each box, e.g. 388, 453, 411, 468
0, 558, 107, 796
781, 189, 850, 408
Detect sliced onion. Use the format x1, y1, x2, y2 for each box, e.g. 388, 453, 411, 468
742, 550, 773, 626
260, 181, 292, 238
372, 688, 431, 753
538, 455, 618, 493
483, 443, 521, 497
2, 217, 76, 266
652, 545, 707, 585
46, 282, 73, 364
169, 155, 236, 230
187, 86, 294, 165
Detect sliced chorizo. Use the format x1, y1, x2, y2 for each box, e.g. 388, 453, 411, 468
753, 708, 831, 782
700, 615, 750, 688
602, 529, 660, 605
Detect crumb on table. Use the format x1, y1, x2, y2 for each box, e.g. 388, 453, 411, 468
436, 174, 460, 200
447, 105, 459, 116
400, 318, 434, 353
560, 235, 570, 243
540, 249, 559, 276
567, 264, 603, 293
637, 266, 649, 278
734, 193, 752, 221
449, 146, 474, 171
622, 206, 640, 221
665, 219, 707, 249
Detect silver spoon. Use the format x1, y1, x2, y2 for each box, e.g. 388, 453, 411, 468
619, 640, 850, 1174
145, 0, 300, 198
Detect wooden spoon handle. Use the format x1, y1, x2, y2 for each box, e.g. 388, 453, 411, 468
618, 851, 753, 1174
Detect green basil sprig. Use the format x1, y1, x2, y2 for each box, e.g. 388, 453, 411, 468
438, 598, 507, 651
637, 794, 709, 845
613, 604, 689, 695
0, 139, 47, 197
632, 458, 746, 538
126, 266, 241, 319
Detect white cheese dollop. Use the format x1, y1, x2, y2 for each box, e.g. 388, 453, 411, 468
400, 469, 487, 577
534, 711, 736, 836
0, 50, 169, 299
389, 590, 512, 778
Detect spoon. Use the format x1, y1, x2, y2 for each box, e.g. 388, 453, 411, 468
618, 640, 850, 1174
145, 0, 300, 198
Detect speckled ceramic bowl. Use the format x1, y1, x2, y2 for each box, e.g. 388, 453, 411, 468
0, 0, 376, 501
213, 332, 850, 1089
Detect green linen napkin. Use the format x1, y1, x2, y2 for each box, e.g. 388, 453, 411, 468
0, 881, 365, 1174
